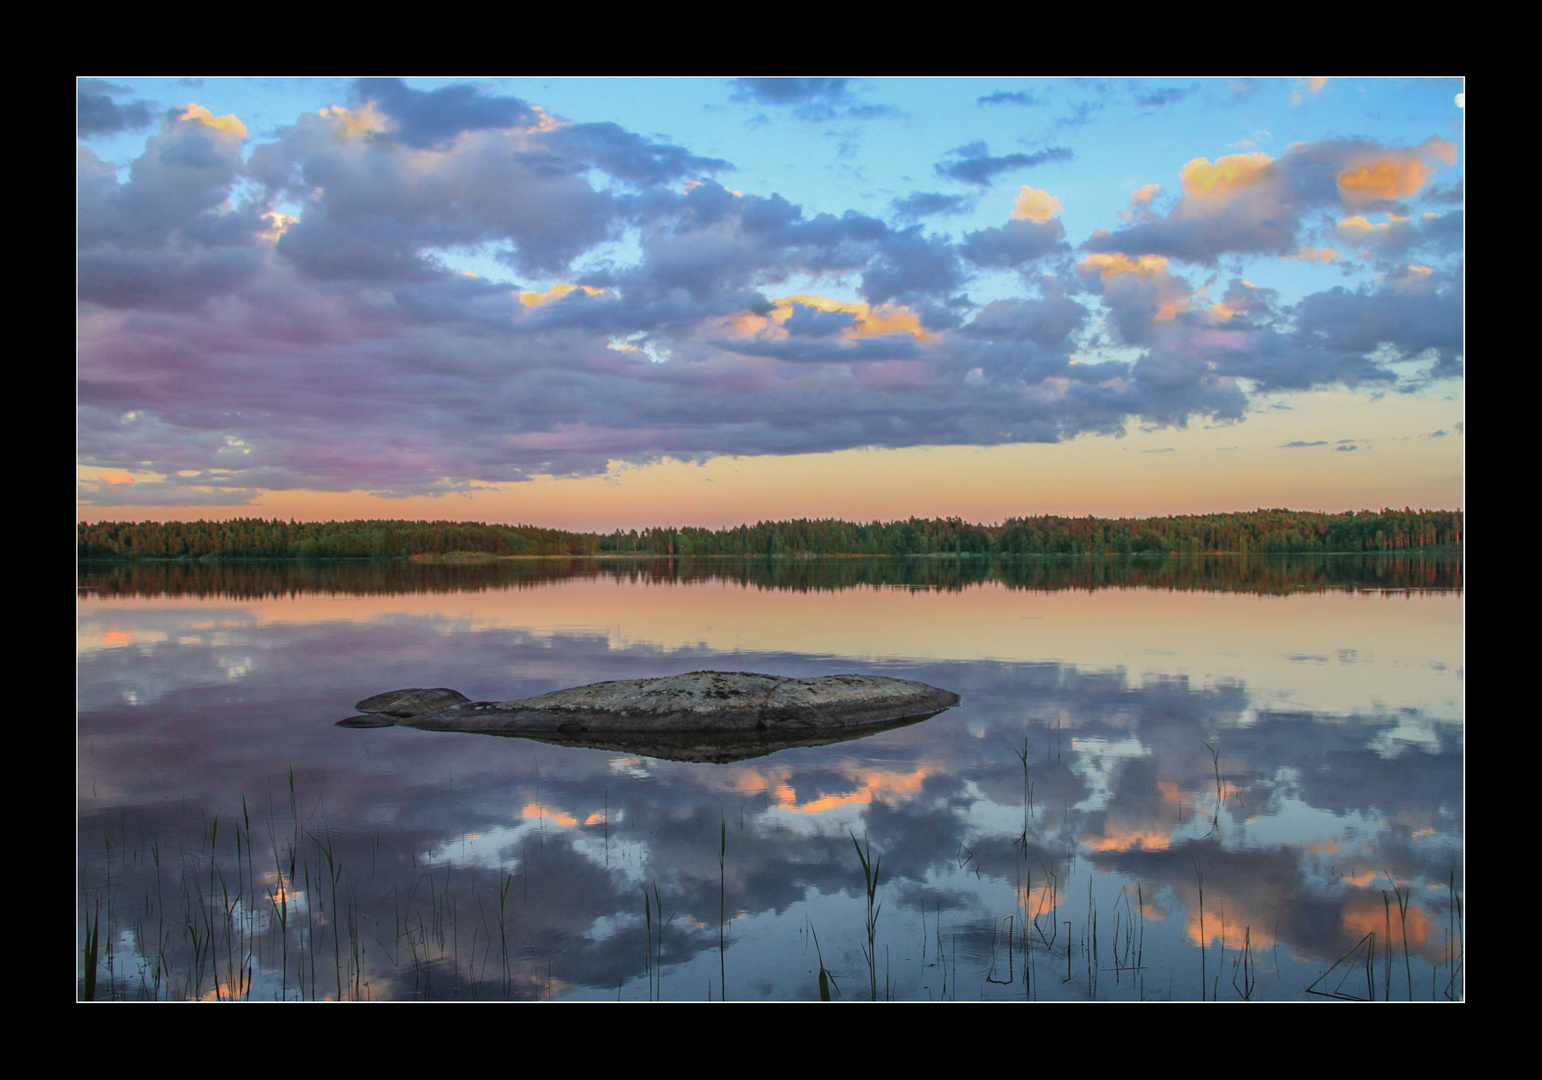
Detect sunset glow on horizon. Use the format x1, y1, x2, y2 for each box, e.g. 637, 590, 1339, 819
78, 77, 1463, 529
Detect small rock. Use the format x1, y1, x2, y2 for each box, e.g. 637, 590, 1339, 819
353, 687, 471, 718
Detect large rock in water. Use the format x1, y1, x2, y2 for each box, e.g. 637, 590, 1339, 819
338, 671, 960, 761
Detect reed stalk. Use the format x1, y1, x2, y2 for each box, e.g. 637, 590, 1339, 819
1194, 860, 1206, 1000
82, 899, 100, 1001
808, 918, 837, 1001
1385, 872, 1413, 1001
719, 813, 727, 1001
851, 831, 882, 1001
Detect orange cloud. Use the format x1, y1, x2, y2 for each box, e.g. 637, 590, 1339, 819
1289, 77, 1330, 107
1180, 153, 1273, 200
722, 766, 791, 798
100, 471, 135, 485
1338, 140, 1455, 204
178, 103, 247, 140
1205, 280, 1268, 324
1078, 253, 1171, 281
1341, 890, 1435, 952
520, 283, 605, 307
1290, 247, 1338, 263
1084, 826, 1171, 852
724, 311, 769, 336
318, 103, 385, 140
261, 211, 297, 241
1077, 253, 1193, 325
522, 802, 580, 827
1339, 160, 1431, 201
762, 295, 929, 340
686, 179, 743, 197
771, 767, 927, 814
1120, 183, 1162, 221
1185, 907, 1277, 951
1011, 186, 1062, 223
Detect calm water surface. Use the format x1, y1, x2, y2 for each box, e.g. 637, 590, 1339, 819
77, 556, 1463, 1001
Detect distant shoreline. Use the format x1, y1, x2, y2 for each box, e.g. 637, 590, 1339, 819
78, 547, 1464, 565
77, 510, 1464, 562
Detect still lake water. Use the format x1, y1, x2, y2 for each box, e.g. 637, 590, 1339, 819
77, 556, 1463, 1001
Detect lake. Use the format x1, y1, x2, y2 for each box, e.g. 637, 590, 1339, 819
77, 555, 1463, 1001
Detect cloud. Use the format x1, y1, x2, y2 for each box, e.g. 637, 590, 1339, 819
543, 121, 732, 186
890, 191, 976, 222
729, 78, 897, 122
977, 90, 1041, 107
1011, 186, 1061, 223
520, 283, 606, 307
935, 142, 1073, 187
953, 186, 1070, 271
1134, 85, 1192, 109
1120, 184, 1162, 222
960, 293, 1089, 348
249, 103, 620, 279
78, 79, 155, 138
1337, 137, 1456, 204
1084, 138, 1459, 265
1068, 247, 1452, 393
349, 78, 540, 149
1181, 264, 1460, 390
78, 479, 261, 507
732, 77, 850, 106
1076, 254, 1194, 344
80, 105, 251, 250
1289, 77, 1330, 107
605, 182, 895, 308
1203, 279, 1279, 327
1288, 263, 1463, 374
1290, 247, 1338, 264
777, 295, 925, 339
718, 295, 930, 362
78, 105, 268, 310
960, 218, 1068, 270
1335, 209, 1462, 261
77, 81, 1463, 504
781, 300, 861, 338
858, 227, 968, 307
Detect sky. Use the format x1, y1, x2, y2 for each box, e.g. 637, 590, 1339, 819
76, 76, 1464, 530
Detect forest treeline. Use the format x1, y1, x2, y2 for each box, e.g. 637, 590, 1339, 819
78, 508, 1463, 561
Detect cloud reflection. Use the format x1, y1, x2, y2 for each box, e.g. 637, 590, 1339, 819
78, 561, 1461, 999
